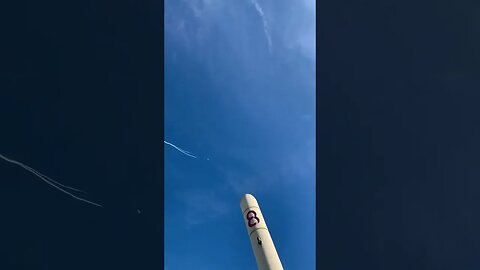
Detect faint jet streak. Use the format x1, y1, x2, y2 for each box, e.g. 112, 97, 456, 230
164, 141, 197, 159
27, 166, 86, 194
250, 0, 272, 52
0, 153, 103, 207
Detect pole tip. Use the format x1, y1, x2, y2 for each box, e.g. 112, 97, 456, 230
240, 194, 258, 211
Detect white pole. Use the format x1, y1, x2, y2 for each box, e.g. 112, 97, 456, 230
240, 194, 284, 270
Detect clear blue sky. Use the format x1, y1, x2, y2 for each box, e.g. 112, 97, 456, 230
164, 0, 315, 269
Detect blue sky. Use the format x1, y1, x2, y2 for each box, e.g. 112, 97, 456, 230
164, 0, 315, 269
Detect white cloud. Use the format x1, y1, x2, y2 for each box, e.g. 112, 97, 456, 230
176, 188, 232, 228
288, 138, 315, 181
164, 0, 222, 52
225, 171, 265, 196
303, 0, 315, 11
166, 0, 315, 63
281, 1, 316, 61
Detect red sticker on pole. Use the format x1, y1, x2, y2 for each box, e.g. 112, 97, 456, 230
246, 210, 260, 227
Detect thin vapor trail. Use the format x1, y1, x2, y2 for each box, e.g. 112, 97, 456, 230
250, 0, 272, 52
27, 166, 86, 193
0, 153, 103, 207
164, 141, 197, 159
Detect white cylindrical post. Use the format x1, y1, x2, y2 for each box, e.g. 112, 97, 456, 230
240, 194, 284, 270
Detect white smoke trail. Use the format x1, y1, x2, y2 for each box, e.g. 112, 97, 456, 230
26, 166, 86, 194
164, 141, 197, 159
0, 153, 103, 207
250, 0, 272, 52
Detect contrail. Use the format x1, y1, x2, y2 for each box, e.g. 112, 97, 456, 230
0, 153, 103, 207
25, 166, 86, 194
250, 0, 272, 52
164, 141, 197, 159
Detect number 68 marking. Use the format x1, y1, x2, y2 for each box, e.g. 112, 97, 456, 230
246, 210, 260, 227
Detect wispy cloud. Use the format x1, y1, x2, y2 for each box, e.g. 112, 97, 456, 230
166, 0, 314, 61
249, 0, 272, 52
217, 135, 315, 193
176, 189, 232, 228
225, 173, 263, 197
281, 0, 316, 61
164, 140, 197, 159
0, 153, 103, 207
